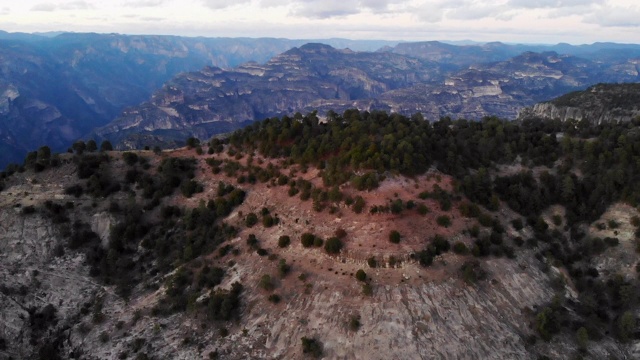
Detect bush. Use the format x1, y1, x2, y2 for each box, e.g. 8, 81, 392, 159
417, 204, 429, 215
389, 230, 401, 244
362, 283, 373, 296
460, 260, 487, 284
268, 294, 281, 303
355, 269, 367, 282
367, 257, 377, 268
511, 218, 524, 231
259, 275, 274, 291
278, 259, 290, 277
245, 213, 258, 227
453, 242, 469, 255
436, 215, 451, 228
262, 214, 275, 227
122, 152, 138, 166
301, 337, 323, 358
324, 237, 343, 254
301, 233, 315, 248
349, 315, 361, 331
278, 235, 291, 248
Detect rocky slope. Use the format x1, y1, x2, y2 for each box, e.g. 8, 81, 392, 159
0, 137, 638, 359
518, 83, 640, 124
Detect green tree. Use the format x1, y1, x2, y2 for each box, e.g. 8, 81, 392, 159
389, 230, 401, 244
100, 140, 113, 152
324, 237, 343, 254
355, 269, 367, 282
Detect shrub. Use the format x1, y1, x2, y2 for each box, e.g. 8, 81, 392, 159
278, 259, 290, 277
389, 230, 401, 244
355, 269, 367, 282
278, 235, 291, 248
417, 204, 429, 215
262, 214, 275, 227
259, 275, 274, 291
268, 294, 281, 303
436, 215, 451, 228
122, 152, 138, 166
460, 260, 487, 284
349, 315, 361, 331
511, 218, 524, 231
301, 337, 323, 358
367, 257, 377, 268
301, 233, 315, 248
608, 219, 619, 229
324, 237, 343, 254
313, 237, 324, 247
453, 242, 469, 255
245, 213, 258, 227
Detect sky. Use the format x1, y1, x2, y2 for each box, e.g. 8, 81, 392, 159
0, 0, 639, 44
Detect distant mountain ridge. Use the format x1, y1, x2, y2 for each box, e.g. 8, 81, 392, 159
518, 83, 640, 124
96, 44, 640, 149
2, 32, 640, 164
0, 32, 399, 168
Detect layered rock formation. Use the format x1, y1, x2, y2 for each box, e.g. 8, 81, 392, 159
519, 83, 640, 124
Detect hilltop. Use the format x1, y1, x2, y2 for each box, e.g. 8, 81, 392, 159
1, 110, 639, 359
519, 83, 640, 124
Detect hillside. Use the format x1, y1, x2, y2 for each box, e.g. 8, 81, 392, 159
519, 83, 640, 124
96, 45, 640, 149
1, 110, 639, 359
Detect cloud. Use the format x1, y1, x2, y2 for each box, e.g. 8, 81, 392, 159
31, 1, 93, 11
123, 0, 167, 7
202, 0, 252, 9
276, 0, 408, 19
584, 5, 640, 27
0, 7, 10, 15
507, 0, 604, 9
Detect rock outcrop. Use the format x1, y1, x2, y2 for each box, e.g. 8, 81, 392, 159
518, 83, 640, 124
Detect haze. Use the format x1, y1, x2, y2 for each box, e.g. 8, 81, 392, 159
1, 0, 639, 44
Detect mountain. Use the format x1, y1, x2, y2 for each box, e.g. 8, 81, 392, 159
384, 40, 640, 67
518, 83, 640, 124
0, 32, 400, 168
95, 43, 445, 147
97, 45, 640, 148
2, 110, 640, 359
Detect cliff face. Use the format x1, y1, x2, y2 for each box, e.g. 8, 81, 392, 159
0, 149, 637, 359
97, 48, 640, 149
518, 83, 640, 124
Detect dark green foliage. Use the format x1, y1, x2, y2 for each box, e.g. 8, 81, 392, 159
416, 235, 451, 267
301, 337, 323, 358
389, 230, 401, 244
355, 269, 367, 282
349, 315, 361, 331
22, 205, 36, 215
278, 235, 291, 248
352, 196, 366, 213
259, 274, 274, 291
324, 237, 343, 254
460, 260, 487, 284
100, 140, 113, 152
207, 282, 243, 321
268, 294, 281, 303
180, 179, 203, 198
452, 241, 469, 254
511, 218, 524, 231
301, 233, 316, 248
367, 257, 377, 268
278, 259, 291, 277
245, 213, 258, 227
436, 215, 451, 228
122, 152, 138, 166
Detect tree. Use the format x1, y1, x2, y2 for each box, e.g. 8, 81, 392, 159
324, 237, 343, 254
389, 230, 401, 244
355, 269, 367, 282
278, 235, 291, 248
576, 327, 589, 351
86, 139, 98, 152
100, 140, 113, 152
300, 337, 323, 358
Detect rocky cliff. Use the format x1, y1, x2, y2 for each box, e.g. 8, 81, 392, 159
96, 47, 640, 149
518, 83, 640, 124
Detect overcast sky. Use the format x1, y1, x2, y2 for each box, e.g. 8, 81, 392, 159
1, 0, 639, 44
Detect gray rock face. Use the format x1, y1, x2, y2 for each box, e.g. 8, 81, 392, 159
518, 83, 640, 124
97, 47, 640, 149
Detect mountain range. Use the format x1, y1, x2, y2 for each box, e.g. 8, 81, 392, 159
2, 32, 640, 165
